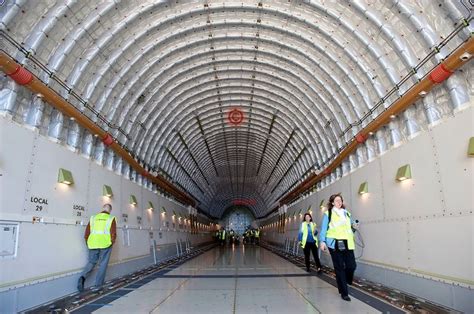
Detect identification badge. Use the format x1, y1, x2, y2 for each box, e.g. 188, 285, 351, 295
337, 240, 346, 251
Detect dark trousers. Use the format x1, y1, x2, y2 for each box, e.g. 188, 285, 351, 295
303, 242, 322, 270
329, 246, 356, 297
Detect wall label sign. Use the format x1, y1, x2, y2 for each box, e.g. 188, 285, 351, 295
31, 197, 48, 204
73, 205, 85, 211
137, 216, 142, 225
29, 196, 49, 212
73, 204, 86, 217
122, 213, 128, 223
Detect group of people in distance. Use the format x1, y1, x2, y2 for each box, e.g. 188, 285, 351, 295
214, 226, 261, 246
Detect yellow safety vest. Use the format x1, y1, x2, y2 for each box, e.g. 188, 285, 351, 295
325, 210, 355, 250
255, 230, 260, 238
220, 230, 226, 240
87, 213, 115, 249
300, 222, 318, 248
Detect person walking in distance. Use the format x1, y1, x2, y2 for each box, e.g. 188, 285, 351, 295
298, 213, 322, 273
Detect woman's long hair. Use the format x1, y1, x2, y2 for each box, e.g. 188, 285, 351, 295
302, 213, 313, 222
327, 194, 345, 211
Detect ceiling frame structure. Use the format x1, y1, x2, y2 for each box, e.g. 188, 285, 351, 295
1, 1, 472, 218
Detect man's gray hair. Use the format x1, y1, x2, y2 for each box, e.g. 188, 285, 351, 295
103, 203, 112, 212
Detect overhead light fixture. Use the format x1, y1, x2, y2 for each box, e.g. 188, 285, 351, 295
368, 131, 374, 135
70, 117, 75, 121
396, 164, 412, 181
58, 168, 74, 185
161, 206, 167, 215
358, 182, 368, 195
390, 114, 396, 119
468, 137, 474, 157
129, 195, 137, 205
147, 201, 154, 211
103, 185, 113, 197
418, 90, 427, 97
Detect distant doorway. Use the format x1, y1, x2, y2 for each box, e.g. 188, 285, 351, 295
221, 206, 255, 235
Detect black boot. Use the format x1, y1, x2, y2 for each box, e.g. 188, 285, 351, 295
77, 276, 85, 292
341, 295, 351, 301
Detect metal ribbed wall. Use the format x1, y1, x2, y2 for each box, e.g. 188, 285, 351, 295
0, 0, 472, 218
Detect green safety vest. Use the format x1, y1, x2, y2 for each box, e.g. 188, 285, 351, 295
255, 230, 260, 238
87, 213, 115, 249
220, 230, 226, 240
300, 222, 318, 248
325, 210, 355, 250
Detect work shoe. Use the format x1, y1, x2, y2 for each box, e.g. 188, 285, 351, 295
341, 295, 351, 302
77, 276, 85, 292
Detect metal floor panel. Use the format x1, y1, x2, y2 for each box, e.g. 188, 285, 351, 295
87, 245, 389, 314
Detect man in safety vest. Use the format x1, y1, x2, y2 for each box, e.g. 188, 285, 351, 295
77, 203, 116, 292
243, 229, 249, 244
219, 227, 226, 246
254, 228, 260, 245
229, 229, 235, 244
250, 229, 255, 244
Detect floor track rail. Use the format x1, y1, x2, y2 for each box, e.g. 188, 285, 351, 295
24, 243, 217, 313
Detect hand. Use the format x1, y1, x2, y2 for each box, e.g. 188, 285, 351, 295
319, 242, 327, 252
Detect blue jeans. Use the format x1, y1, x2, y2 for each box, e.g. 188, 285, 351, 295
81, 246, 112, 287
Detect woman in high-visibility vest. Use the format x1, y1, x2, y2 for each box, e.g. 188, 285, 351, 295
297, 213, 322, 273
319, 194, 357, 302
